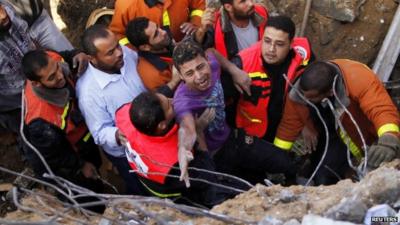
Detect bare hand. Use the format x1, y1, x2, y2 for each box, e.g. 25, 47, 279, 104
178, 148, 194, 187
200, 8, 216, 32
171, 66, 181, 84
180, 22, 198, 35
72, 52, 89, 75
301, 126, 318, 153
81, 162, 97, 178
195, 108, 216, 131
115, 129, 127, 146
232, 68, 251, 96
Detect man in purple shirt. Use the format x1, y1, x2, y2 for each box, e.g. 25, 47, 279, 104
173, 40, 298, 187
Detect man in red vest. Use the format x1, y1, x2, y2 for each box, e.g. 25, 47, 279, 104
229, 15, 315, 143
21, 50, 104, 200
115, 91, 234, 207
195, 0, 268, 59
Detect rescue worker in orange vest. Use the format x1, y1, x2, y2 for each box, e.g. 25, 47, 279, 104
115, 91, 233, 207
194, 0, 268, 59
21, 50, 103, 197
228, 15, 315, 143
109, 0, 205, 46
126, 17, 179, 91
274, 60, 400, 185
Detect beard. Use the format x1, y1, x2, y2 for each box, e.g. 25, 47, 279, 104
232, 6, 254, 20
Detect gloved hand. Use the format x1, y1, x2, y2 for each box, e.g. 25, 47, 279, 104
367, 133, 400, 169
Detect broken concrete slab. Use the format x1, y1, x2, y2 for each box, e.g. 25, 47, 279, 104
312, 0, 367, 22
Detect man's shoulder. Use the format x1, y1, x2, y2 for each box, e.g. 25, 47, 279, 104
76, 68, 101, 97
114, 0, 137, 10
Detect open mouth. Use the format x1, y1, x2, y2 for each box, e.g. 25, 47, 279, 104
198, 79, 209, 89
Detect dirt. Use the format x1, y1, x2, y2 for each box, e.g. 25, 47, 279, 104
57, 0, 115, 48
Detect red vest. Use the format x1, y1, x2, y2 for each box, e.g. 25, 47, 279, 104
236, 37, 311, 137
115, 103, 178, 184
24, 52, 89, 150
214, 5, 268, 58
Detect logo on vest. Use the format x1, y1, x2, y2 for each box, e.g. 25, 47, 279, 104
293, 46, 308, 60
125, 143, 149, 177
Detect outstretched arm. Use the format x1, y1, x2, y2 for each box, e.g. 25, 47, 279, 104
208, 49, 251, 96
177, 114, 197, 187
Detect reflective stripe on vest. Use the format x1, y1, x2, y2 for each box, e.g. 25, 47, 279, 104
377, 123, 400, 137
82, 132, 91, 142
140, 180, 181, 198
119, 37, 130, 46
273, 137, 293, 151
60, 101, 70, 130
339, 129, 363, 160
163, 10, 171, 27
190, 9, 203, 17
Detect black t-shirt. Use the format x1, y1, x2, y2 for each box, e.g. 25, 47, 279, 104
262, 50, 295, 142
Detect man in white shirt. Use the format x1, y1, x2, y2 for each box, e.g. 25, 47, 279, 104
76, 25, 147, 194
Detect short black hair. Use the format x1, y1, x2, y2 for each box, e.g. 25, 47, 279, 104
300, 61, 336, 94
172, 39, 205, 71
220, 0, 232, 4
22, 49, 49, 81
129, 92, 165, 135
126, 17, 150, 48
81, 24, 110, 56
265, 15, 296, 41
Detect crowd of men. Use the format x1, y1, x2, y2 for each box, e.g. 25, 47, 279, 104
1, 0, 399, 209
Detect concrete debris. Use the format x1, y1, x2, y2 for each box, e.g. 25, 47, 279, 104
324, 198, 368, 223
302, 214, 358, 225
279, 189, 297, 203
352, 166, 400, 206
258, 216, 283, 225
283, 219, 301, 225
312, 0, 367, 22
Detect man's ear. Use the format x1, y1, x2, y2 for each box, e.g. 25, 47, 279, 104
157, 120, 167, 133
31, 80, 42, 88
223, 3, 233, 12
138, 44, 152, 52
178, 71, 185, 81
88, 55, 97, 66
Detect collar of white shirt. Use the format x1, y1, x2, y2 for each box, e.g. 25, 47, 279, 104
88, 63, 122, 90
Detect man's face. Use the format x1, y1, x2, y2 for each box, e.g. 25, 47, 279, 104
35, 56, 66, 89
261, 26, 291, 65
144, 21, 171, 51
227, 0, 255, 20
91, 31, 124, 74
302, 89, 332, 104
0, 5, 11, 31
178, 55, 212, 91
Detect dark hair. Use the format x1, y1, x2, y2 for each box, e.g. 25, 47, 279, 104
22, 49, 49, 81
300, 61, 336, 94
172, 39, 205, 71
220, 0, 233, 4
81, 24, 110, 56
126, 17, 150, 48
129, 92, 165, 135
265, 15, 296, 41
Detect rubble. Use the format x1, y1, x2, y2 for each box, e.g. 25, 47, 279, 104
3, 160, 400, 224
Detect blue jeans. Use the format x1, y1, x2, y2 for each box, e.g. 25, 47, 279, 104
28, 10, 73, 52
104, 152, 147, 195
